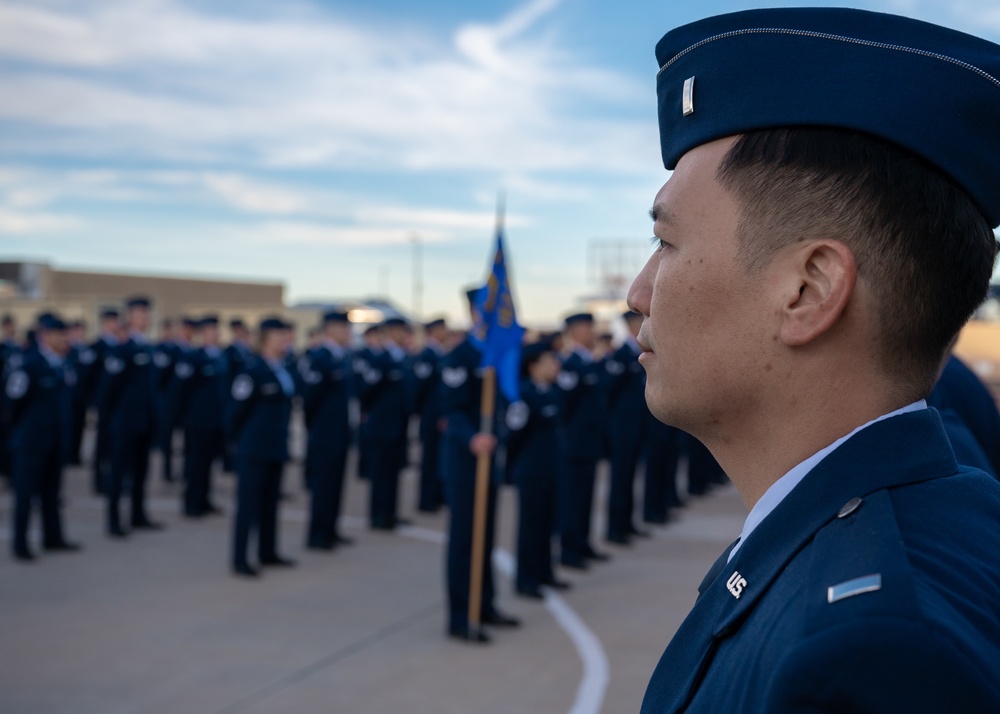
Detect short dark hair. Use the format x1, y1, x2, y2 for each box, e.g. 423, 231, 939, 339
717, 127, 996, 398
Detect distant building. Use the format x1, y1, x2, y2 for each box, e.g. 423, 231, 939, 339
0, 260, 284, 340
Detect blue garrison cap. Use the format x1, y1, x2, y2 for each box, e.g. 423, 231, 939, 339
229, 318, 246, 330
322, 310, 350, 324
100, 308, 119, 320
259, 316, 290, 332
198, 315, 219, 328
36, 312, 67, 331
655, 8, 1000, 226
126, 296, 151, 309
383, 317, 408, 328
564, 312, 594, 327
424, 318, 446, 331
521, 338, 555, 367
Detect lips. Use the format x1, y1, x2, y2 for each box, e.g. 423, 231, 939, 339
636, 328, 653, 354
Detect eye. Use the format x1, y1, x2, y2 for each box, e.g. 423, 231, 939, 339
650, 236, 668, 252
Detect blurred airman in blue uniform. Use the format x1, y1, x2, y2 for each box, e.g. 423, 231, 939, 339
506, 339, 570, 599
634, 8, 1000, 711
229, 317, 296, 577
355, 318, 412, 530
4, 313, 80, 561
174, 315, 227, 518
605, 311, 651, 544
300, 310, 355, 550
413, 318, 448, 513
65, 319, 90, 466
0, 313, 21, 484
441, 290, 520, 643
929, 352, 1000, 477
87, 308, 120, 495
556, 312, 609, 570
221, 318, 253, 472
100, 296, 164, 537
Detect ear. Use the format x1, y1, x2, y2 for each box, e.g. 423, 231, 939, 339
779, 240, 857, 347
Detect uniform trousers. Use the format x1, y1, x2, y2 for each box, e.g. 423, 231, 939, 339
516, 469, 556, 591
644, 422, 681, 523
11, 448, 64, 552
183, 427, 222, 515
443, 449, 498, 631
107, 429, 153, 530
232, 455, 283, 566
92, 410, 111, 494
417, 413, 444, 512
306, 439, 348, 547
368, 436, 402, 527
608, 425, 645, 539
560, 456, 598, 561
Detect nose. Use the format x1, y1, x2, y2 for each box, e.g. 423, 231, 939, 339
627, 251, 656, 317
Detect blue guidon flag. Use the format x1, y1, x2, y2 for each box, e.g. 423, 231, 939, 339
470, 228, 525, 403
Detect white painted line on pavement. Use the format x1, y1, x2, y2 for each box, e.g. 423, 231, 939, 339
53, 497, 611, 713
491, 549, 610, 714
388, 524, 610, 714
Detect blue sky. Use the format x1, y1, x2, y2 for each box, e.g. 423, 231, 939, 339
1, 0, 998, 325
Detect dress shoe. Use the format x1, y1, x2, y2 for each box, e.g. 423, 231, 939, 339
183, 509, 204, 519
629, 527, 651, 538
393, 517, 413, 527
583, 546, 610, 562
306, 541, 335, 551
448, 625, 490, 643
131, 518, 164, 531
370, 519, 393, 531
607, 533, 631, 546
543, 578, 571, 590
232, 562, 259, 578
260, 555, 296, 567
516, 586, 545, 600
560, 555, 589, 570
334, 534, 355, 546
107, 525, 129, 538
482, 610, 521, 628
13, 548, 35, 562
43, 541, 82, 552
203, 503, 223, 515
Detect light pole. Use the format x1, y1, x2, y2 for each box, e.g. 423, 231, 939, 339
411, 232, 423, 321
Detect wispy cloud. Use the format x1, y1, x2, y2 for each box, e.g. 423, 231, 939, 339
0, 0, 648, 174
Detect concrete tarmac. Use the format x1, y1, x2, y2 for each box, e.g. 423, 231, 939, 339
0, 448, 745, 714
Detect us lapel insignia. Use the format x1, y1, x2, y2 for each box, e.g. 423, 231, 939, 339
726, 571, 747, 599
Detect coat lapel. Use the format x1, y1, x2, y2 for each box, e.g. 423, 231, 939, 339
641, 409, 958, 713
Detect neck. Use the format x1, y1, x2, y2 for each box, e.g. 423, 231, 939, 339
700, 370, 907, 510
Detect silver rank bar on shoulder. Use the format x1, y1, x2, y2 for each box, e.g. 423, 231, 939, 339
827, 574, 882, 604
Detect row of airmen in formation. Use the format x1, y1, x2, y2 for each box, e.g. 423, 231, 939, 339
5, 291, 997, 643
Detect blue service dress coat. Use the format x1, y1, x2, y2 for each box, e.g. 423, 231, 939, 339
440, 337, 501, 630
640, 408, 1000, 713
299, 343, 354, 547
